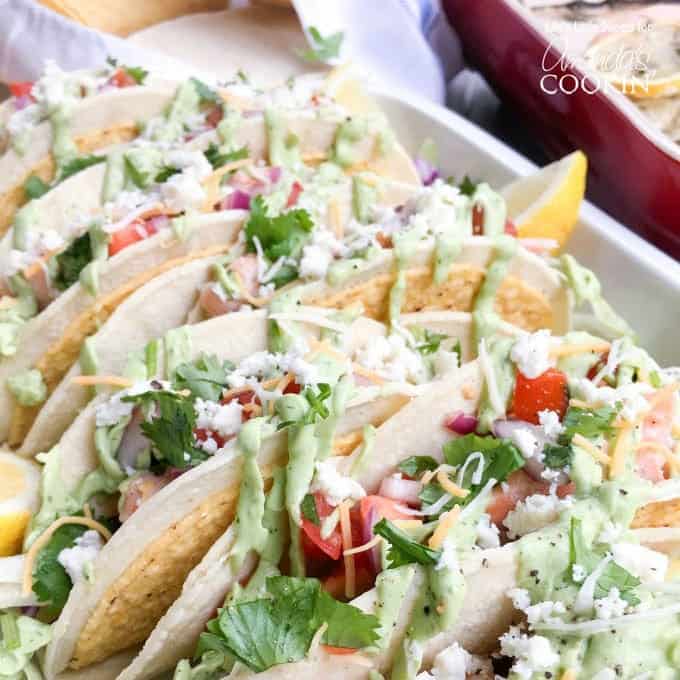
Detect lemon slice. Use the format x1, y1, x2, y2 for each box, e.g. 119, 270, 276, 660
323, 63, 378, 114
584, 23, 680, 99
0, 451, 41, 556
501, 150, 587, 250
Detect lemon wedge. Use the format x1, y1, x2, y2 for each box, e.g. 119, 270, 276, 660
584, 23, 680, 99
323, 63, 378, 114
501, 150, 588, 250
0, 451, 41, 556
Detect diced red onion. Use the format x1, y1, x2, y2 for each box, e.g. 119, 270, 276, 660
146, 214, 170, 231
414, 157, 440, 186
14, 95, 32, 111
268, 166, 282, 183
223, 189, 251, 210
360, 505, 381, 573
445, 411, 478, 435
117, 408, 149, 472
21, 606, 40, 618
378, 476, 422, 506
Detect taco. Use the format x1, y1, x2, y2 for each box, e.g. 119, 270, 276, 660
160, 325, 680, 680
14, 303, 471, 677
1, 73, 420, 448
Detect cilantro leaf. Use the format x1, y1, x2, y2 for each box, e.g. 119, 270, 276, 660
24, 175, 50, 200
244, 195, 314, 261
373, 518, 441, 568
543, 444, 573, 469
53, 232, 93, 291
58, 154, 105, 182
301, 493, 320, 526
123, 391, 207, 469
457, 175, 478, 197
568, 518, 640, 606
214, 576, 378, 672
32, 523, 88, 619
155, 165, 181, 184
277, 383, 332, 430
267, 264, 298, 290
173, 353, 234, 402
204, 144, 248, 170
297, 26, 344, 63
191, 77, 219, 104
123, 65, 148, 84
397, 455, 438, 478
559, 406, 618, 444
411, 327, 449, 356
420, 434, 524, 514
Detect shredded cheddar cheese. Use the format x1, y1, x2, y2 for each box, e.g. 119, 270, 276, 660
328, 197, 343, 239
572, 434, 611, 466
609, 421, 633, 479
560, 670, 577, 680
428, 506, 461, 550
549, 342, 610, 358
71, 375, 134, 388
23, 516, 113, 595
436, 468, 470, 499
343, 535, 382, 557
231, 271, 271, 307
351, 364, 386, 385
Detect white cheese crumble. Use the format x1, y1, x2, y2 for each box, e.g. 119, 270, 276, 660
592, 669, 617, 680
594, 587, 628, 620
476, 513, 500, 549
499, 626, 559, 680
508, 588, 566, 624
414, 641, 472, 680
574, 378, 653, 422
298, 229, 347, 280
194, 398, 243, 439
227, 349, 318, 389
160, 170, 206, 213
354, 334, 429, 384
510, 330, 555, 379
503, 493, 571, 539
538, 409, 564, 440
311, 461, 366, 507
511, 427, 542, 460
164, 149, 213, 179
598, 521, 624, 545
57, 530, 103, 584
572, 563, 587, 583
611, 543, 668, 584
95, 380, 168, 427
435, 537, 460, 572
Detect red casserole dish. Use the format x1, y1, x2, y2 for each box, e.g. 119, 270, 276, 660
442, 0, 680, 259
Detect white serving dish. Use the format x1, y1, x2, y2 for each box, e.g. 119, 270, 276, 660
374, 86, 680, 366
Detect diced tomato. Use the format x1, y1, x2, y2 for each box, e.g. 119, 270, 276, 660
286, 181, 303, 208
108, 68, 138, 89
487, 469, 575, 526
504, 219, 518, 237
320, 561, 375, 600
229, 254, 260, 297
301, 492, 343, 563
119, 473, 171, 522
587, 352, 609, 382
23, 262, 52, 310
205, 105, 224, 128
375, 231, 393, 249
511, 369, 569, 425
472, 204, 484, 235
108, 217, 160, 257
9, 82, 34, 98
194, 428, 227, 449
198, 285, 244, 318
321, 645, 357, 656
283, 382, 302, 395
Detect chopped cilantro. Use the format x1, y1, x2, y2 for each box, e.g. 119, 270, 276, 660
191, 77, 219, 104
244, 195, 314, 261
373, 518, 441, 568
173, 353, 234, 402
123, 391, 207, 468
209, 576, 378, 671
123, 65, 148, 85
266, 264, 298, 290
278, 383, 332, 430
204, 144, 248, 170
32, 523, 88, 619
301, 493, 320, 526
543, 444, 572, 469
420, 434, 524, 514
154, 165, 181, 184
411, 327, 449, 356
649, 371, 662, 389
457, 175, 478, 197
58, 154, 105, 182
24, 175, 50, 200
297, 26, 344, 64
559, 406, 618, 444
53, 232, 93, 291
397, 455, 438, 478
568, 517, 640, 606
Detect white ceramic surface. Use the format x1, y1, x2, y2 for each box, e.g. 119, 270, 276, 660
374, 86, 680, 366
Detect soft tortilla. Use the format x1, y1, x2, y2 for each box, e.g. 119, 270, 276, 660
38, 310, 411, 675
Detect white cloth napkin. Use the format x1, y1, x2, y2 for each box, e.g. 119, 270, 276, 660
0, 0, 463, 104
